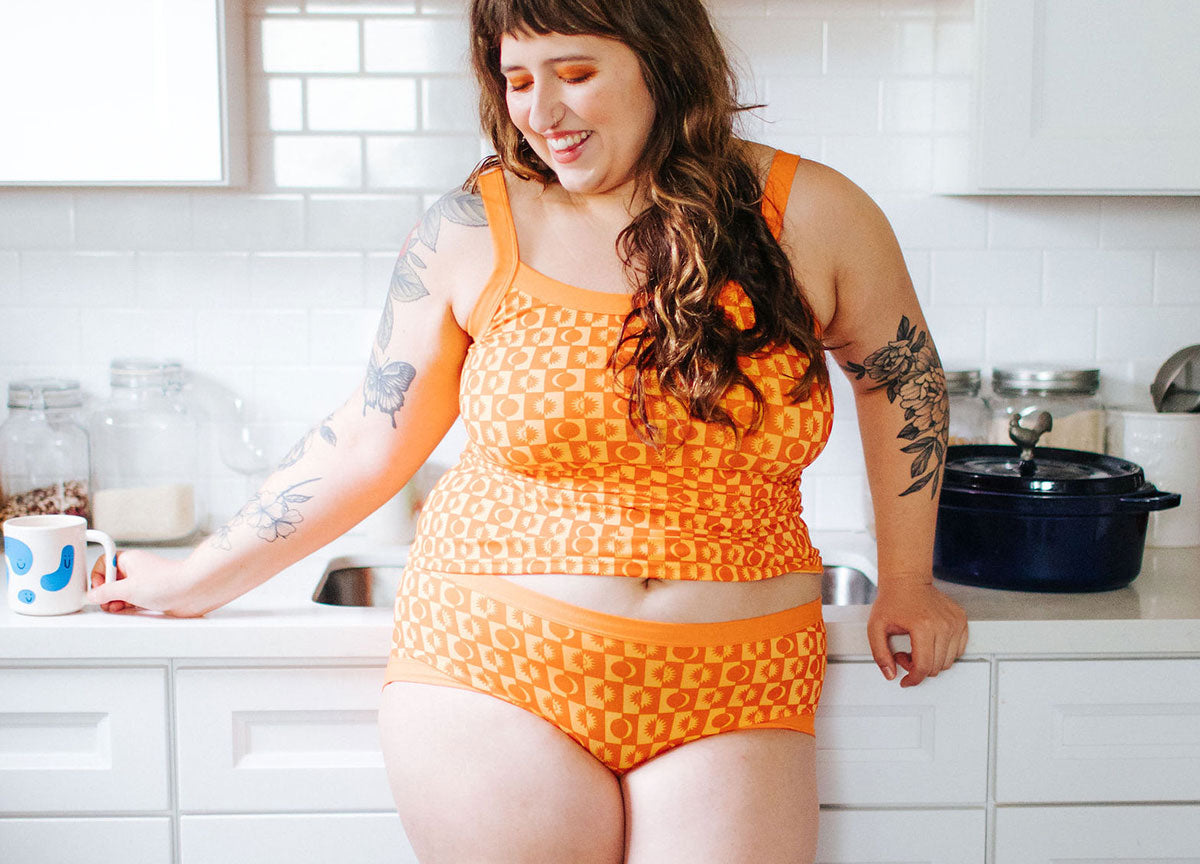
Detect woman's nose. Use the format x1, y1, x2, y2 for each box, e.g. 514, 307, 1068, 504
528, 82, 563, 133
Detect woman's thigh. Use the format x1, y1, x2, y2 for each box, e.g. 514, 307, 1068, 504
379, 681, 625, 864
620, 728, 818, 864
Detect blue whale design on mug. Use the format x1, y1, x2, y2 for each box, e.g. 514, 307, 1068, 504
4, 536, 34, 575
40, 545, 75, 592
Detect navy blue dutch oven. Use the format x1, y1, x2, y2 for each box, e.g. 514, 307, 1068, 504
933, 444, 1181, 592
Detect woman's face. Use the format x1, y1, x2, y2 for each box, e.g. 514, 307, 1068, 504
499, 30, 656, 199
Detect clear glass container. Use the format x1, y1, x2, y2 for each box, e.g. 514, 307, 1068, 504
0, 379, 91, 522
89, 358, 201, 543
987, 365, 1105, 453
946, 369, 989, 445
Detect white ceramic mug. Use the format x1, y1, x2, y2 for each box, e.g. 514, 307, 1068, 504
1106, 410, 1200, 547
3, 514, 116, 615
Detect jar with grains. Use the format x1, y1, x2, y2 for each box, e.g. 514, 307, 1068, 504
0, 379, 91, 523
946, 369, 989, 445
89, 358, 201, 544
987, 365, 1105, 453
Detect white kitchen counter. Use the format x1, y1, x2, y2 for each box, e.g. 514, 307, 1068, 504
3, 531, 1199, 661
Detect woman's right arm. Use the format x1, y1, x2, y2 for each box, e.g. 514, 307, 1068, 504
89, 188, 492, 616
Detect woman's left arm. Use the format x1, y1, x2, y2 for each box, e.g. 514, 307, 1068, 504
784, 160, 968, 687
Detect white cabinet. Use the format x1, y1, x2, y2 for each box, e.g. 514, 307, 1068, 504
0, 0, 245, 185
973, 0, 1200, 193
816, 809, 985, 864
0, 816, 173, 864
816, 660, 990, 805
174, 666, 396, 813
996, 658, 1200, 803
180, 813, 416, 864
995, 805, 1200, 863
0, 666, 170, 813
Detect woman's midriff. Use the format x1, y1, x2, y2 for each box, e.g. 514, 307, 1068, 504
494, 570, 823, 623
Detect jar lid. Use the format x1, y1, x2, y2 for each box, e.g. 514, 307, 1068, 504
992, 365, 1100, 395
109, 357, 182, 389
944, 444, 1142, 496
945, 369, 981, 396
7, 378, 83, 409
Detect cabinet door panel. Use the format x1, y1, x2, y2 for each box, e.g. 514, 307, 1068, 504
181, 813, 416, 864
0, 817, 171, 864
816, 809, 985, 864
977, 0, 1200, 192
0, 666, 169, 812
175, 666, 394, 812
995, 805, 1200, 863
816, 660, 989, 805
996, 659, 1200, 803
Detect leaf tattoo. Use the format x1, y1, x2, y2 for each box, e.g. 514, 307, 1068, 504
208, 478, 321, 549
842, 316, 948, 498
375, 188, 488, 350
276, 413, 337, 470
364, 355, 417, 428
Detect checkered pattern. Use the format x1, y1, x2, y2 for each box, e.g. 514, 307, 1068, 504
393, 566, 826, 773
410, 277, 834, 581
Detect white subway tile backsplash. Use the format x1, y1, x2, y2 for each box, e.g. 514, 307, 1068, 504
1097, 306, 1200, 362
79, 309, 198, 367
268, 78, 305, 130
192, 194, 306, 250
252, 363, 361, 422
718, 18, 823, 78
764, 0, 879, 19
421, 77, 480, 133
934, 19, 974, 75
924, 305, 987, 367
3, 308, 83, 369
986, 197, 1101, 249
1043, 250, 1153, 306
905, 249, 932, 304
1155, 251, 1200, 305
308, 308, 378, 364
261, 19, 361, 73
249, 253, 366, 307
366, 135, 482, 189
73, 193, 193, 251
764, 78, 880, 134
931, 79, 970, 132
822, 136, 933, 194
986, 305, 1097, 364
307, 194, 421, 250
307, 1, 416, 12
20, 252, 137, 306
876, 193, 988, 248
307, 77, 418, 131
1100, 198, 1200, 249
196, 308, 309, 365
273, 135, 364, 188
136, 253, 249, 308
931, 250, 1041, 305
826, 19, 935, 77
0, 253, 18, 299
882, 80, 934, 133
0, 192, 73, 248
363, 18, 469, 73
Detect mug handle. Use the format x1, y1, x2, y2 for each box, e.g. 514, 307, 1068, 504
86, 529, 117, 586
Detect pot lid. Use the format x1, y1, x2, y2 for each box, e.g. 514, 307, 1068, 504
944, 444, 1145, 496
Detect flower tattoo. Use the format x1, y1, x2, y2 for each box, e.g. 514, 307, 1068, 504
208, 478, 320, 549
842, 316, 948, 498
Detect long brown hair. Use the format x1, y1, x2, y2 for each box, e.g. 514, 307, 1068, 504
467, 0, 828, 444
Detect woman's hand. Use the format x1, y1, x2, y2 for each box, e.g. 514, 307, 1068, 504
867, 581, 967, 687
88, 550, 206, 617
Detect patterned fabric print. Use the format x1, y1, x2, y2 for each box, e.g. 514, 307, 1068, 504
408, 281, 834, 582
394, 566, 827, 774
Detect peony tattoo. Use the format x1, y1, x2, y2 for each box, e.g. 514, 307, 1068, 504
841, 316, 948, 498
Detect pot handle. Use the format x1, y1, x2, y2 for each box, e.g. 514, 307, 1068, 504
1118, 486, 1182, 512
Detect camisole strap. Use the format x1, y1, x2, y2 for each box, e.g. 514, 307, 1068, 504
466, 167, 519, 340
761, 150, 801, 240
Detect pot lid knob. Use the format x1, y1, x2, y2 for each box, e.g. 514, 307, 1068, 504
1008, 410, 1053, 473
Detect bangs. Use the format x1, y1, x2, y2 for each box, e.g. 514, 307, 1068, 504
474, 0, 621, 42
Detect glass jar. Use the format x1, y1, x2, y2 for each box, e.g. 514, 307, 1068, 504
89, 358, 201, 543
0, 379, 91, 523
987, 366, 1105, 453
946, 369, 989, 445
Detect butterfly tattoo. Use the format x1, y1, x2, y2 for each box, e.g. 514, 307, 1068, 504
364, 354, 417, 428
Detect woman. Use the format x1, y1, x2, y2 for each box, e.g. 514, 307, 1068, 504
90, 0, 968, 860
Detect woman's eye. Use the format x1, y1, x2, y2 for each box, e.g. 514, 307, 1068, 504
506, 78, 532, 93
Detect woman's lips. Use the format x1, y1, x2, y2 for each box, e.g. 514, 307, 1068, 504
546, 130, 592, 163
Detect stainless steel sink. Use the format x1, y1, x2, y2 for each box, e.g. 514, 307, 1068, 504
313, 557, 876, 607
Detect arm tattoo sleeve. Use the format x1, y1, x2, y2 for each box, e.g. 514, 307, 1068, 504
375, 188, 488, 350
208, 478, 321, 550
841, 316, 948, 498
363, 354, 417, 428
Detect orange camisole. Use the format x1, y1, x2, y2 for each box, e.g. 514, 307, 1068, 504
407, 150, 834, 582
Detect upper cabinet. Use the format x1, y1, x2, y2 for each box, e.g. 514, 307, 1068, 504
966, 0, 1200, 194
0, 0, 245, 186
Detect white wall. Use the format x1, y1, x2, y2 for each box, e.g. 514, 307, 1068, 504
1, 0, 1198, 530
